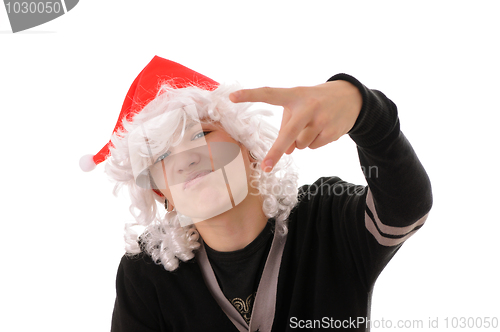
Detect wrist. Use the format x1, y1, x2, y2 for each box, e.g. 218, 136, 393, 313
327, 73, 399, 148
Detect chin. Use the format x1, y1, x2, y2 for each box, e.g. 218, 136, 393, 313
177, 191, 234, 221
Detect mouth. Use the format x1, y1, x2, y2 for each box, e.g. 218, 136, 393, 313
184, 170, 213, 190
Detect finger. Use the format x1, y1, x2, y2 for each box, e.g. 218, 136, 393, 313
308, 131, 332, 150
294, 125, 321, 150
279, 109, 294, 154
262, 113, 309, 172
279, 108, 292, 134
230, 87, 293, 106
285, 143, 296, 155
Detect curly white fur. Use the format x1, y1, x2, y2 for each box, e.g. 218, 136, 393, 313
106, 82, 299, 271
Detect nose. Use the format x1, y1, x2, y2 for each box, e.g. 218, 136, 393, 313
174, 149, 201, 175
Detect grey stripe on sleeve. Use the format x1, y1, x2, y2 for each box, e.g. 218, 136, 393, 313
365, 188, 429, 246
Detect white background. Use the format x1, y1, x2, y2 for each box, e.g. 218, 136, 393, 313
1, 1, 499, 331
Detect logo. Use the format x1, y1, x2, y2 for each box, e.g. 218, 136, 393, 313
3, 0, 78, 33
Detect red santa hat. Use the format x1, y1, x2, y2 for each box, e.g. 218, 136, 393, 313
79, 56, 219, 172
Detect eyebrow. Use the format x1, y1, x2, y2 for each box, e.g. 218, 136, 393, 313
185, 120, 214, 131
184, 121, 199, 131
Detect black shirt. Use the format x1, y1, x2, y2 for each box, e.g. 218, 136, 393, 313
204, 221, 274, 324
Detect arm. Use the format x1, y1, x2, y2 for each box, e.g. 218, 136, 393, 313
229, 79, 362, 171
329, 73, 433, 231
230, 74, 432, 227
231, 75, 433, 287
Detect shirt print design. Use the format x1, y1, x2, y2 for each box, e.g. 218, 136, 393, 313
230, 293, 256, 325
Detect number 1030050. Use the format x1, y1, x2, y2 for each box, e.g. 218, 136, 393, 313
5, 2, 62, 14
444, 317, 498, 329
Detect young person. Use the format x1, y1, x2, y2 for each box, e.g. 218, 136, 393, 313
81, 56, 432, 331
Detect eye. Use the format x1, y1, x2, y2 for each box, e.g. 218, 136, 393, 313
192, 131, 212, 140
155, 151, 171, 164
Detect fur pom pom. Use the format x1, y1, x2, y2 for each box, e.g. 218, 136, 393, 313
79, 154, 96, 172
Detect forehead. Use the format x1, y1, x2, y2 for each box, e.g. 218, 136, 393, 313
184, 120, 199, 131
170, 120, 220, 152
173, 119, 209, 136
183, 119, 220, 132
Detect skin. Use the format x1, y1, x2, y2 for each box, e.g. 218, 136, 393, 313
152, 122, 238, 220
230, 80, 362, 173
160, 80, 362, 252
157, 122, 269, 252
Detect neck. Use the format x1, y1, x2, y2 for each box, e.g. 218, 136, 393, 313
194, 193, 268, 252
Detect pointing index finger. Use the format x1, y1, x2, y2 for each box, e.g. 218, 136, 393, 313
262, 114, 308, 172
230, 87, 292, 106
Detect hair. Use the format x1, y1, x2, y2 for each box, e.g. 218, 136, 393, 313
105, 82, 299, 271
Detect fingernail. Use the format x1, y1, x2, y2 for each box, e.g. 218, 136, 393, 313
263, 159, 274, 172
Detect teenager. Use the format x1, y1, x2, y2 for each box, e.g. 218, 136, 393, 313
81, 56, 432, 331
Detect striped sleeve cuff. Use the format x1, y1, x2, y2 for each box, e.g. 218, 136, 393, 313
364, 189, 428, 246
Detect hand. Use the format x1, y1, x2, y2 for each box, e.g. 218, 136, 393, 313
229, 80, 362, 172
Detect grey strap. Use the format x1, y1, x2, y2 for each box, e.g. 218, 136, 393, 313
197, 242, 249, 332
196, 229, 287, 332
249, 231, 287, 332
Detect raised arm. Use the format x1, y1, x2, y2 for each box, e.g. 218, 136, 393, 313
329, 73, 432, 232
230, 74, 432, 228
231, 75, 433, 288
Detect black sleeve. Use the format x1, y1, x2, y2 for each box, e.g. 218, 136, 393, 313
328, 73, 433, 227
308, 74, 433, 290
111, 255, 161, 332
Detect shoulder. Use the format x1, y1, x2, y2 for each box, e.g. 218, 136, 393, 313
298, 176, 360, 194
117, 252, 160, 282
296, 176, 366, 212
117, 250, 203, 287
285, 176, 369, 255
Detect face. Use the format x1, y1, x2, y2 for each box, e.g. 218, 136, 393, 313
148, 120, 255, 225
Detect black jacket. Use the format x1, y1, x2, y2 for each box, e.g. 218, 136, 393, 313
111, 74, 433, 332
